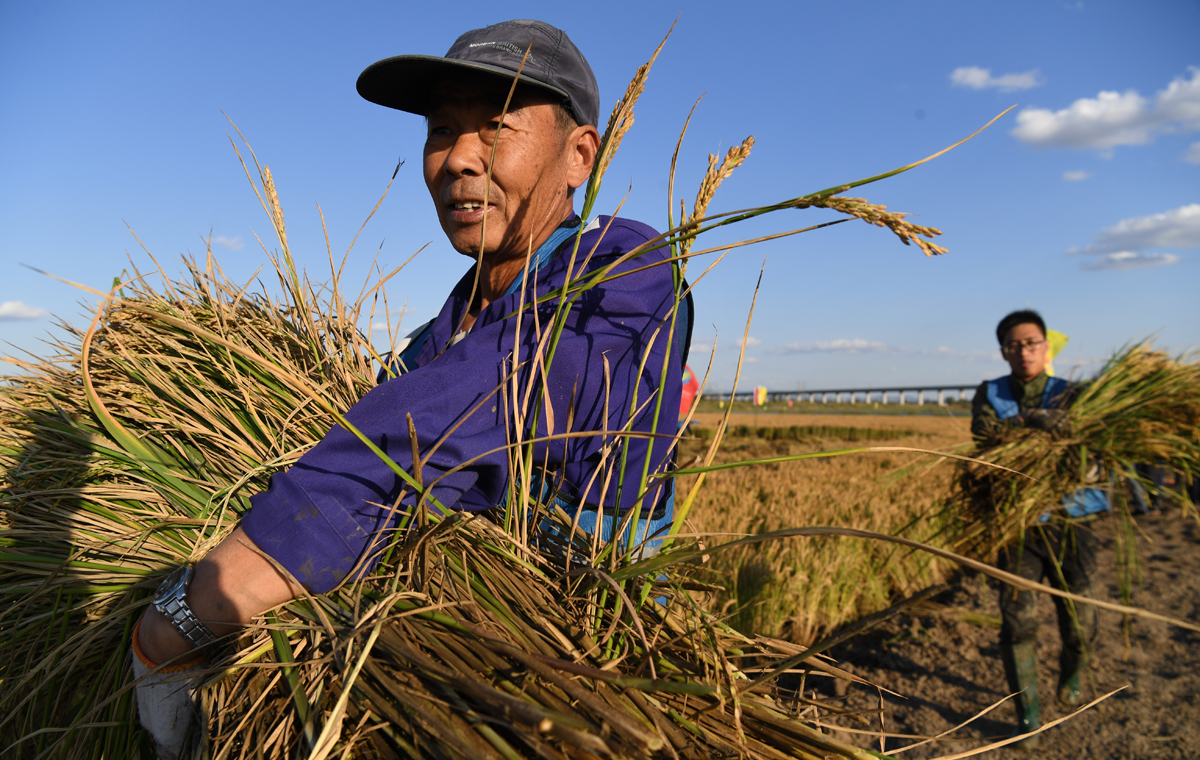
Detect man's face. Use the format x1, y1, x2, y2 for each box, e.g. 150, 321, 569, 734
1001, 322, 1048, 382
423, 82, 585, 265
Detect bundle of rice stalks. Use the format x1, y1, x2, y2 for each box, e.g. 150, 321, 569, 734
0, 33, 1008, 758
949, 344, 1200, 561
0, 249, 895, 759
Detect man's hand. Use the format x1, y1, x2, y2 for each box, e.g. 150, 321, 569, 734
1024, 408, 1072, 439
132, 623, 202, 759
135, 527, 304, 754
138, 526, 304, 664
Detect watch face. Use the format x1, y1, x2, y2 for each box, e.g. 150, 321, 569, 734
153, 565, 190, 605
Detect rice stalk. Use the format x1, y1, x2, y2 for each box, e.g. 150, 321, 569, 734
678, 137, 756, 258
0, 250, 892, 759
0, 32, 1028, 760
587, 21, 675, 206
794, 195, 947, 257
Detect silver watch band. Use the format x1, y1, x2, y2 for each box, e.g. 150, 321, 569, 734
158, 594, 217, 648
153, 565, 217, 649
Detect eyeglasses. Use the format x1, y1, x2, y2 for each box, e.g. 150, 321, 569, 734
1002, 339, 1047, 355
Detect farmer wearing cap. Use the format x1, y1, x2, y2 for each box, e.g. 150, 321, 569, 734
972, 309, 1106, 747
131, 20, 686, 757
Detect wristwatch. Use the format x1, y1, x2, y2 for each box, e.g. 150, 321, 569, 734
152, 565, 217, 648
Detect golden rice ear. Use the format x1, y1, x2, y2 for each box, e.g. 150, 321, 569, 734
678, 135, 755, 257
586, 20, 675, 201
798, 194, 948, 256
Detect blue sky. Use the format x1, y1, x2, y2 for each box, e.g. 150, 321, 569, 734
2, 1, 1197, 392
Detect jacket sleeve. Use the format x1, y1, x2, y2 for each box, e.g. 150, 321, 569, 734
970, 380, 1014, 442
241, 219, 680, 592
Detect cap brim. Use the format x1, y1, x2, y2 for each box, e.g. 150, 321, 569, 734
356, 55, 572, 116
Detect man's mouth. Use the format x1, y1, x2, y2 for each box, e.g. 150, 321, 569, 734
446, 199, 495, 222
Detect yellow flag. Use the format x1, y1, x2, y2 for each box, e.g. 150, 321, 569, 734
1045, 329, 1069, 376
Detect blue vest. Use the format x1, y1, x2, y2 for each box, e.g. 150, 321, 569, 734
984, 374, 1071, 421
985, 374, 1110, 520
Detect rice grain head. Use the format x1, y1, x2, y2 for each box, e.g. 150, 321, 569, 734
804, 194, 947, 256
679, 135, 755, 257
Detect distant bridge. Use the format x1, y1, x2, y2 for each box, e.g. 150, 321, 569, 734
707, 384, 979, 407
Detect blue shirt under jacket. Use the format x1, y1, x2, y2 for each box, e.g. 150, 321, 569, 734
242, 216, 683, 592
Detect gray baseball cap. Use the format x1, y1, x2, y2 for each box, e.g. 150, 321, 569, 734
357, 19, 600, 127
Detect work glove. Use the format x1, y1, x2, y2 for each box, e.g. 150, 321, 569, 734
132, 621, 203, 759
1024, 408, 1071, 439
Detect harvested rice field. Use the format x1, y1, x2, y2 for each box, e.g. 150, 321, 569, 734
680, 408, 1200, 758
679, 412, 971, 644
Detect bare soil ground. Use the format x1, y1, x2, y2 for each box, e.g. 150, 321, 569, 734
808, 513, 1200, 759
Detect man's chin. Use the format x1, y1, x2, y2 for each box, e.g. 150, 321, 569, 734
443, 228, 492, 258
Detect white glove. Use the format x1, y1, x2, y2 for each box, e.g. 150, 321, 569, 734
132, 622, 202, 759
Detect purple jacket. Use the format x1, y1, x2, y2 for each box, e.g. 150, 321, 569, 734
242, 216, 683, 592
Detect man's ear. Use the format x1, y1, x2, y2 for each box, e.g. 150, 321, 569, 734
565, 125, 600, 190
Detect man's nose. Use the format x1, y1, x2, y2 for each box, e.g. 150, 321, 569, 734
444, 132, 486, 178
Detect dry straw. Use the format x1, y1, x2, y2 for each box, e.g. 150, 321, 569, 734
0, 28, 1053, 760
0, 238, 886, 760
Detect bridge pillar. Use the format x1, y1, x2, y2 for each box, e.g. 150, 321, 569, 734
938, 389, 945, 406
898, 390, 905, 406
849, 391, 855, 405
917, 390, 924, 406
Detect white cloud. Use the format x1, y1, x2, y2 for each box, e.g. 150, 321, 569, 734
1074, 203, 1200, 254
1158, 68, 1200, 127
1186, 142, 1200, 164
951, 66, 1044, 92
919, 346, 997, 361
369, 307, 419, 334
771, 338, 889, 355
1013, 67, 1200, 151
215, 235, 244, 251
745, 356, 759, 364
0, 300, 49, 320
1062, 170, 1092, 181
1081, 252, 1181, 271
735, 336, 762, 349
689, 342, 712, 356
1014, 90, 1150, 149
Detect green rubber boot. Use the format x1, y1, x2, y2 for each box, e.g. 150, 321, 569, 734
1004, 640, 1042, 749
1058, 647, 1087, 706
1058, 669, 1082, 706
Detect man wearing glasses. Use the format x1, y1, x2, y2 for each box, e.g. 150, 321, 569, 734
971, 309, 1102, 747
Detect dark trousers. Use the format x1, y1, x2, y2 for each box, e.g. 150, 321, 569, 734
998, 524, 1099, 667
